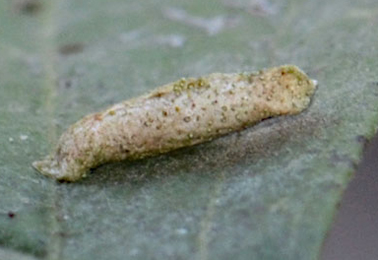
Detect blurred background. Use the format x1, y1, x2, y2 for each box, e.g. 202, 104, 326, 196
322, 133, 378, 260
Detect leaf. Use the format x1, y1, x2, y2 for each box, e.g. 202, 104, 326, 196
1, 0, 378, 259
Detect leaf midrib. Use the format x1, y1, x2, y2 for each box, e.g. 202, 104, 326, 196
38, 0, 64, 259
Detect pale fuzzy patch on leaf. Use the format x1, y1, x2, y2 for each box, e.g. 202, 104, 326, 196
163, 7, 241, 36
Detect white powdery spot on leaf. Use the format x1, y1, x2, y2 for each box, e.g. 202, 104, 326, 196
19, 135, 29, 141
176, 228, 188, 235
224, 0, 278, 16
155, 34, 187, 48
119, 29, 145, 44
119, 29, 186, 49
163, 7, 241, 36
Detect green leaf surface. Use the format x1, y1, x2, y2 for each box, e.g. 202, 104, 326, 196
1, 0, 378, 259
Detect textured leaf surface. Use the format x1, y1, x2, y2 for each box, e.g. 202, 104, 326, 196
1, 0, 378, 259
